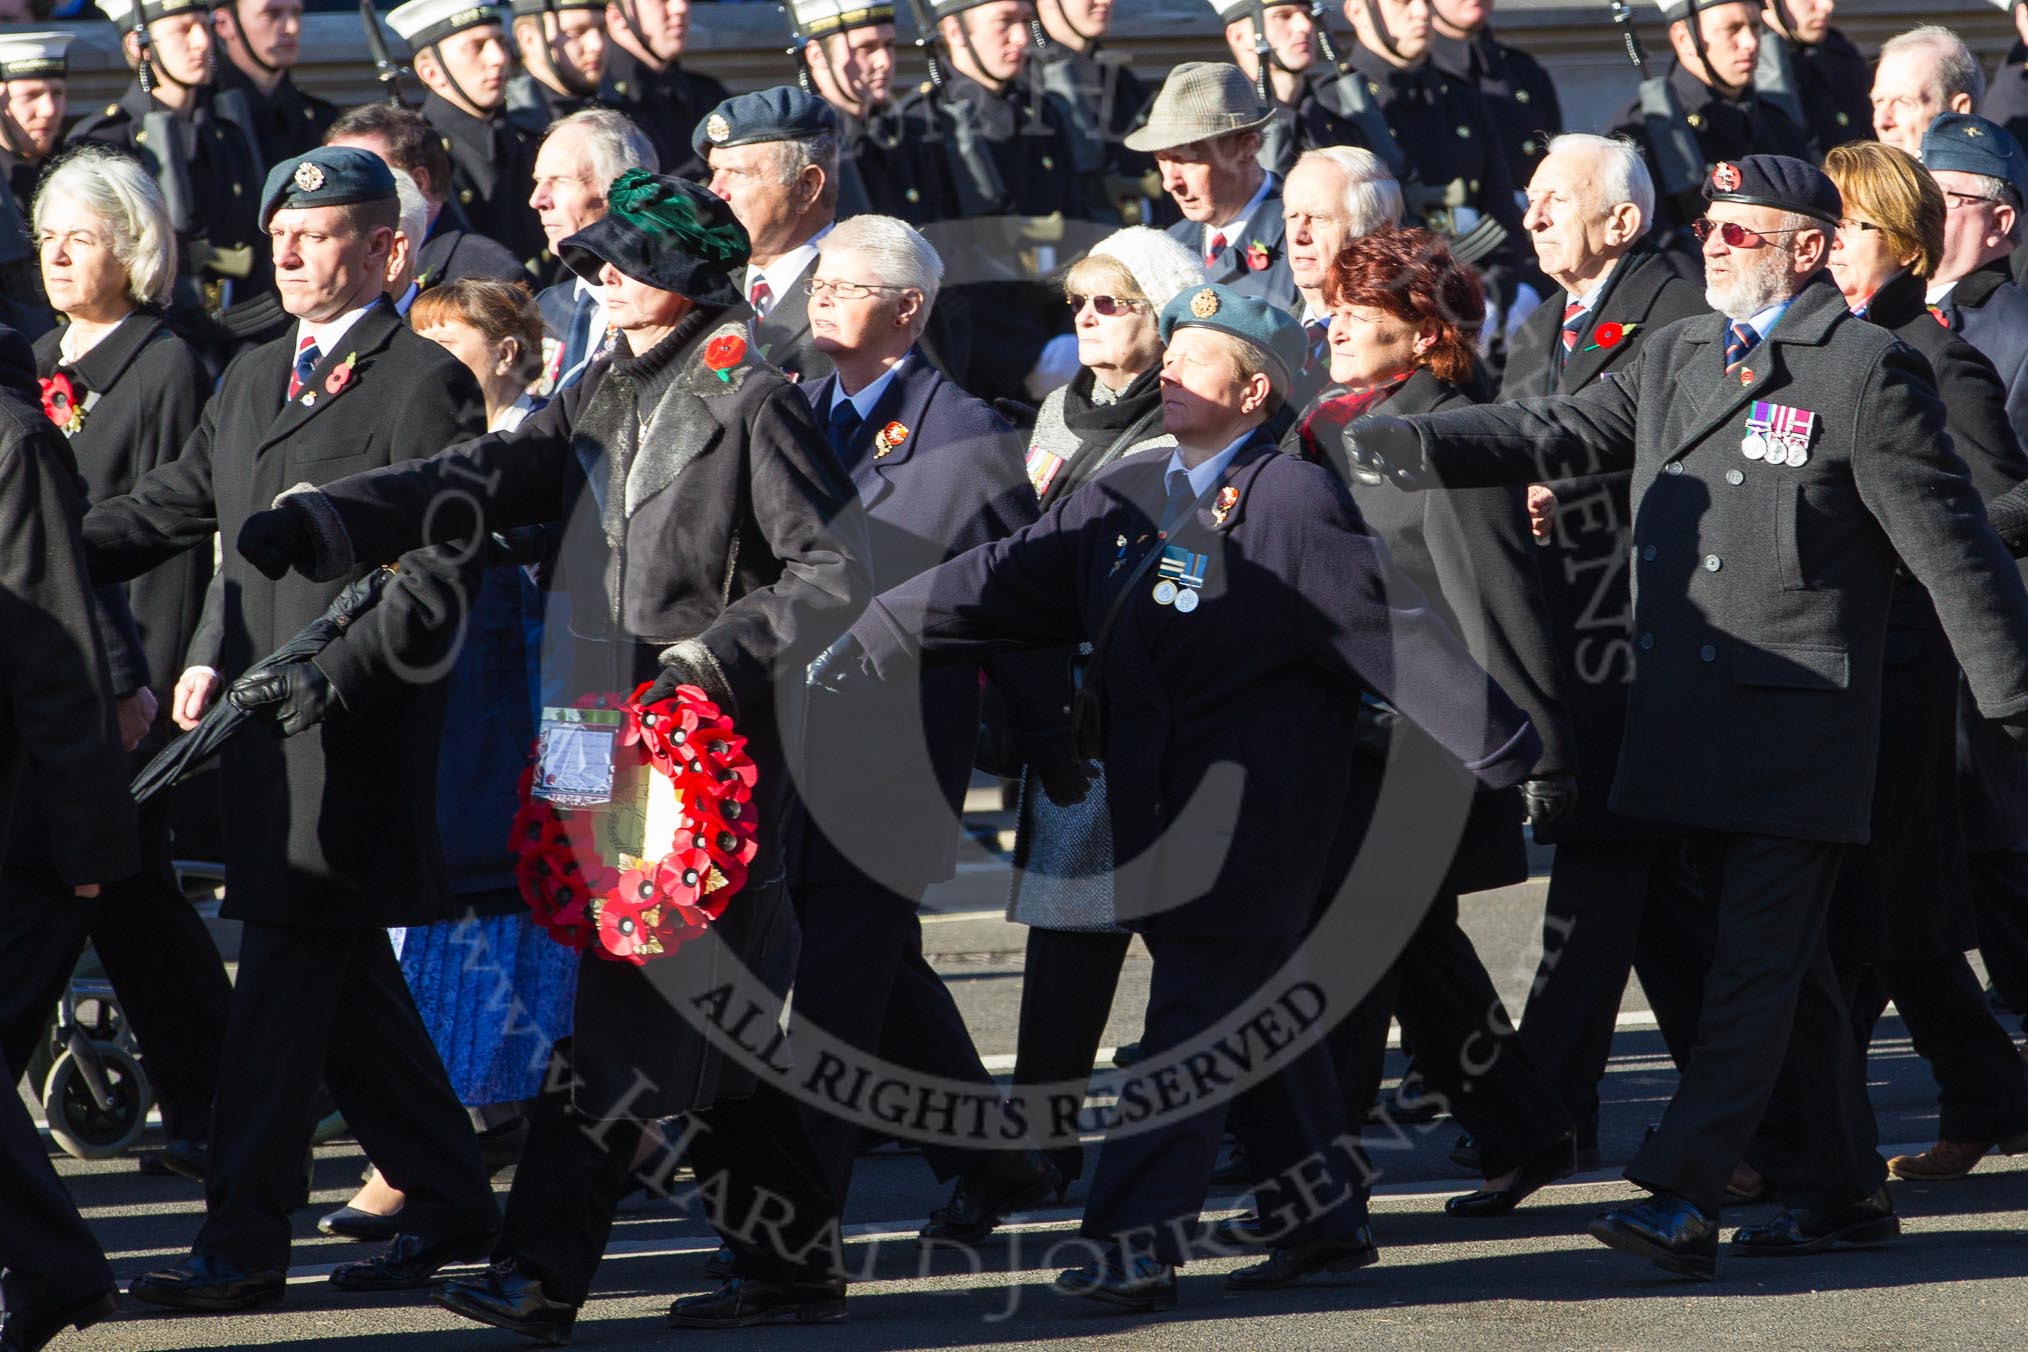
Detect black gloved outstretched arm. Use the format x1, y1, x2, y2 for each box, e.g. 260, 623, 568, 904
1520, 774, 1579, 828
228, 659, 341, 737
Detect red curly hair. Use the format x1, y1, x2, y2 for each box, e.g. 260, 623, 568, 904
1321, 225, 1486, 388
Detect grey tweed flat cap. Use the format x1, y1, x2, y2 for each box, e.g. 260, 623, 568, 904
1122, 62, 1275, 155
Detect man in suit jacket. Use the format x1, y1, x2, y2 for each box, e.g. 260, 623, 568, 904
529, 108, 656, 394
1344, 155, 2028, 1278
87, 147, 499, 1314
1923, 114, 2028, 443
699, 87, 840, 387
1135, 62, 1300, 314
1498, 134, 1712, 1165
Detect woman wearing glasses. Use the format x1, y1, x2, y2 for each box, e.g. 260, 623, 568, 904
1007, 225, 1205, 1191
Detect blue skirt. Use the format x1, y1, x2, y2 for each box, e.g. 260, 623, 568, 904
390, 897, 578, 1108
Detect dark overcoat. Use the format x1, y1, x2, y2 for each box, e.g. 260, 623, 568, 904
1311, 369, 1571, 897
603, 48, 728, 183
214, 62, 339, 165
81, 301, 487, 927
1937, 259, 2028, 448
1163, 177, 1300, 314
1612, 62, 1811, 238
1985, 42, 2028, 159
795, 353, 1044, 893
859, 432, 1542, 939
1381, 271, 2028, 844
32, 312, 213, 716
1499, 243, 1708, 842
1427, 24, 1564, 198
1257, 69, 1384, 181
416, 204, 534, 290
422, 91, 544, 274
752, 252, 832, 388
1786, 28, 1872, 159
273, 308, 872, 1118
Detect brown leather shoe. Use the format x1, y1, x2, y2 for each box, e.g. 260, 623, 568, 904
1888, 1137, 2019, 1180
1724, 1162, 1770, 1205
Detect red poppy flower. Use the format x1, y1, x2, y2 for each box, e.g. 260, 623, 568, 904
594, 892, 657, 965
1245, 241, 1270, 271
39, 373, 79, 431
652, 845, 713, 908
324, 363, 353, 395
1591, 322, 1626, 348
703, 334, 746, 371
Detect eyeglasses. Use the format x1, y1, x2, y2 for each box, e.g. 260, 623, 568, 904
1836, 218, 1882, 234
1690, 218, 1812, 248
1944, 190, 2001, 213
1066, 293, 1147, 317
804, 278, 910, 300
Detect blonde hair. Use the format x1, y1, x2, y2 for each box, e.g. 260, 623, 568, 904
1062, 253, 1144, 306
1824, 140, 1943, 280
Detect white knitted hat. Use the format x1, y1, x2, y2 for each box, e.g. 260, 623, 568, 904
1088, 227, 1210, 316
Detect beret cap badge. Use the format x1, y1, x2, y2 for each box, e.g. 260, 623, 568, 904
293, 162, 326, 192
705, 114, 731, 143
1711, 161, 1741, 192
1190, 287, 1220, 318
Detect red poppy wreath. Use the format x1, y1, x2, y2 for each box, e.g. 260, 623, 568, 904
509, 683, 758, 965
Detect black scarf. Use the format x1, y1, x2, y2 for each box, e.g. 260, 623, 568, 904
1059, 364, 1163, 447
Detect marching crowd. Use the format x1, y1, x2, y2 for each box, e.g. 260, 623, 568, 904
7, 0, 2028, 1346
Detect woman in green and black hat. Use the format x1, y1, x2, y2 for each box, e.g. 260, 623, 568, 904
236, 169, 872, 1338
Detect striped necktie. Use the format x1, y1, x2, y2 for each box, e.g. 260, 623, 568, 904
750, 276, 773, 318
1722, 321, 1758, 373
287, 337, 320, 399
1206, 231, 1227, 267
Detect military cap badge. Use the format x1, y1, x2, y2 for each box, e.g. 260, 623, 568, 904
1966, 124, 1986, 139
293, 161, 326, 192
1190, 288, 1220, 318
705, 113, 731, 144
1711, 161, 1741, 192
873, 421, 909, 459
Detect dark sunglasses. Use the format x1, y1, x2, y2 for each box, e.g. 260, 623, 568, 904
1690, 218, 1812, 248
1066, 293, 1146, 316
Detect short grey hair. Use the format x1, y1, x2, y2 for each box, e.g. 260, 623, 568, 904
1293, 145, 1403, 237
1881, 25, 1986, 109
818, 214, 943, 329
1545, 132, 1655, 238
771, 133, 842, 213
548, 107, 658, 198
33, 146, 176, 309
391, 167, 429, 262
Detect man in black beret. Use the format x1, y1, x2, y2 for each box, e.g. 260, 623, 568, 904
89, 144, 500, 1314
1337, 153, 2028, 1278
698, 86, 841, 385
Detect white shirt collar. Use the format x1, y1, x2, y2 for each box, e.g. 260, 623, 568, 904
1164, 430, 1252, 503
746, 223, 832, 313
1205, 173, 1276, 254
830, 349, 911, 420
1737, 299, 1791, 342
490, 392, 545, 434
1568, 270, 1613, 312
1926, 278, 1960, 305
293, 298, 380, 361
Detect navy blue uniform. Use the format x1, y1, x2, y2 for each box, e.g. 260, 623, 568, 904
1163, 176, 1300, 315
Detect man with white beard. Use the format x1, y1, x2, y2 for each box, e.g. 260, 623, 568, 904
1334, 153, 2028, 1281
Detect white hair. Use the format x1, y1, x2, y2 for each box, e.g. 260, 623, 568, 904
391, 167, 429, 262
1293, 145, 1404, 237
819, 214, 943, 328
1880, 25, 1986, 108
549, 107, 658, 197
1545, 132, 1655, 238
33, 146, 177, 309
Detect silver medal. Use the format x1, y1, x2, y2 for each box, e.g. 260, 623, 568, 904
1741, 431, 1768, 461
1783, 440, 1809, 467
1173, 588, 1200, 613
1152, 580, 1178, 606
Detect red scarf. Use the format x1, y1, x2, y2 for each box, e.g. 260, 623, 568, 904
1297, 373, 1413, 463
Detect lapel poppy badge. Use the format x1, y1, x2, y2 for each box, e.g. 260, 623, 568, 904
1582, 321, 1634, 352
39, 373, 83, 434
1245, 239, 1271, 271
702, 333, 746, 384
873, 420, 909, 459
323, 350, 359, 397
1213, 485, 1239, 527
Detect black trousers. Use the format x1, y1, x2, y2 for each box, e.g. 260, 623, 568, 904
0, 795, 230, 1143
1970, 847, 2028, 1035
799, 878, 1007, 1202
1841, 953, 2028, 1144
1628, 832, 1882, 1216
194, 922, 498, 1271
1516, 836, 1710, 1150
1334, 891, 1572, 1179
1081, 930, 1366, 1265
1011, 926, 1135, 1186
0, 1042, 110, 1307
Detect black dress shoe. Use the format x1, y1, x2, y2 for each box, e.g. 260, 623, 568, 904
434, 1260, 577, 1346
703, 1244, 735, 1279
329, 1229, 495, 1291
0, 1287, 116, 1352
1445, 1137, 1578, 1218
919, 1149, 1061, 1245
135, 1138, 207, 1182
317, 1205, 403, 1242
1054, 1254, 1177, 1312
1205, 1212, 1274, 1250
1110, 1041, 1145, 1069
1732, 1187, 1898, 1256
666, 1276, 847, 1328
1585, 1193, 1719, 1281
1226, 1230, 1379, 1289
128, 1255, 286, 1312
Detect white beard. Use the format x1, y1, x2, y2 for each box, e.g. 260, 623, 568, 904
1705, 250, 1797, 321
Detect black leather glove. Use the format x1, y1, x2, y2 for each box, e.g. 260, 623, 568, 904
807, 632, 873, 696
238, 505, 317, 581
1345, 413, 1423, 480
228, 660, 339, 737
1520, 775, 1579, 829
1035, 753, 1097, 808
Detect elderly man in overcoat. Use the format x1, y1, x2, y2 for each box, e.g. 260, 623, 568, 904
235, 168, 872, 1343
84, 146, 500, 1313
1341, 155, 2028, 1279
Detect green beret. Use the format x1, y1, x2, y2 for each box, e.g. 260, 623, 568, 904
1159, 284, 1307, 389
260, 146, 398, 228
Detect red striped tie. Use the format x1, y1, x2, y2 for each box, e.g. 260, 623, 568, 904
1560, 302, 1587, 353
1206, 231, 1227, 266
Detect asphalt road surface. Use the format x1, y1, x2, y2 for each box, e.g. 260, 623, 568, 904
25, 831, 2028, 1351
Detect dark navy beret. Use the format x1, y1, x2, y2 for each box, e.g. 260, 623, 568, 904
259, 146, 397, 228
1922, 113, 2028, 204
1158, 283, 1308, 389
691, 86, 840, 162
1702, 154, 1841, 226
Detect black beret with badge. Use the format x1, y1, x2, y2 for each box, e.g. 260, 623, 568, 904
259, 146, 399, 228
1921, 112, 2028, 206
690, 86, 840, 163
1702, 153, 1842, 225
